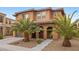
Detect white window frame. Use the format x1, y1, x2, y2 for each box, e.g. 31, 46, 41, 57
25, 14, 29, 19
36, 12, 46, 21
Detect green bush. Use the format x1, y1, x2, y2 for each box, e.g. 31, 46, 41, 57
36, 39, 43, 44
0, 34, 3, 39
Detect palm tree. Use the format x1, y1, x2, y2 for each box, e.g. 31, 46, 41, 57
12, 19, 41, 42
53, 11, 79, 47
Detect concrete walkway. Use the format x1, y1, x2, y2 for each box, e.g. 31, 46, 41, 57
32, 39, 52, 51
0, 37, 52, 51
0, 37, 23, 44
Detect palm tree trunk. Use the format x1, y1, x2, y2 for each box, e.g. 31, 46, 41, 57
62, 37, 71, 47
23, 32, 30, 42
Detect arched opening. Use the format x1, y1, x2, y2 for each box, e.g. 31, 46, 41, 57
39, 31, 43, 39
39, 26, 43, 39
32, 32, 36, 38
15, 31, 23, 37
47, 27, 53, 39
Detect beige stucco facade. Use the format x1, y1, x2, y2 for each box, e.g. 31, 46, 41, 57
0, 13, 14, 36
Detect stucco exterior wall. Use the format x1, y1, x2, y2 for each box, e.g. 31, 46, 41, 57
14, 8, 64, 40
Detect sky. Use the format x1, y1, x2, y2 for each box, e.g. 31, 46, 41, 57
0, 7, 79, 22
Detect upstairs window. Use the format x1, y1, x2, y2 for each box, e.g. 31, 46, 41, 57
36, 12, 46, 21
20, 13, 29, 20
42, 12, 46, 18
9, 20, 11, 24
53, 12, 62, 17
37, 13, 41, 20
25, 14, 29, 19
53, 12, 59, 19
6, 19, 8, 24
22, 14, 25, 19
77, 23, 79, 28
53, 12, 57, 17
0, 16, 3, 22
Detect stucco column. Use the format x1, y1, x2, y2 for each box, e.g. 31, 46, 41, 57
43, 26, 47, 40
13, 31, 16, 37
52, 28, 59, 40
3, 27, 6, 36
3, 15, 6, 36
36, 32, 39, 39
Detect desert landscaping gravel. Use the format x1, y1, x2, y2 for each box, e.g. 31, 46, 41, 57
42, 39, 79, 51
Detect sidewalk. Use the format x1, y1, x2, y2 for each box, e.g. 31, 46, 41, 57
0, 37, 52, 51
32, 39, 52, 51
0, 37, 23, 44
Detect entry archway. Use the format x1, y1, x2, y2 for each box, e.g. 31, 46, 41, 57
47, 27, 53, 39
32, 32, 36, 38
39, 26, 43, 39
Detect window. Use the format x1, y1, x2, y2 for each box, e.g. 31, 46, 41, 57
42, 12, 46, 18
53, 12, 59, 19
37, 13, 41, 20
53, 12, 57, 17
9, 20, 11, 24
36, 12, 46, 20
6, 20, 8, 24
0, 16, 3, 22
77, 23, 79, 27
22, 14, 25, 19
53, 12, 62, 17
37, 16, 41, 20
25, 14, 29, 19
20, 14, 29, 20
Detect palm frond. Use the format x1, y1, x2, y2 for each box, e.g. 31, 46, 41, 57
53, 10, 79, 38
12, 19, 41, 34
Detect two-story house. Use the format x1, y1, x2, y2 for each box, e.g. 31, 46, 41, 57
0, 12, 14, 36
13, 8, 64, 40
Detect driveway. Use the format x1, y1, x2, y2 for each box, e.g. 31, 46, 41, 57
0, 37, 52, 51
0, 37, 23, 51
0, 37, 23, 44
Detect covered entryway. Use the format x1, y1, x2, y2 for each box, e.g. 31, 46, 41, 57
31, 26, 53, 39
39, 26, 43, 39
47, 27, 52, 39
39, 31, 43, 39
32, 32, 36, 38
31, 26, 44, 39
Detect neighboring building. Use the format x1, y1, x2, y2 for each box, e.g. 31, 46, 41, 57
13, 8, 64, 39
73, 19, 79, 28
5, 18, 15, 36
0, 12, 14, 36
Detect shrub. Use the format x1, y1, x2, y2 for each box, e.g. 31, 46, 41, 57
0, 34, 3, 39
36, 39, 43, 44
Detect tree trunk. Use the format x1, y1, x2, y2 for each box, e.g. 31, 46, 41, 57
62, 37, 71, 47
23, 32, 30, 42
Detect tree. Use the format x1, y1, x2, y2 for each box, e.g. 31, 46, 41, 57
53, 11, 79, 47
12, 19, 41, 42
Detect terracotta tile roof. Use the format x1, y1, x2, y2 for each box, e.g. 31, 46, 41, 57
0, 12, 6, 15
6, 17, 14, 21
13, 8, 64, 16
